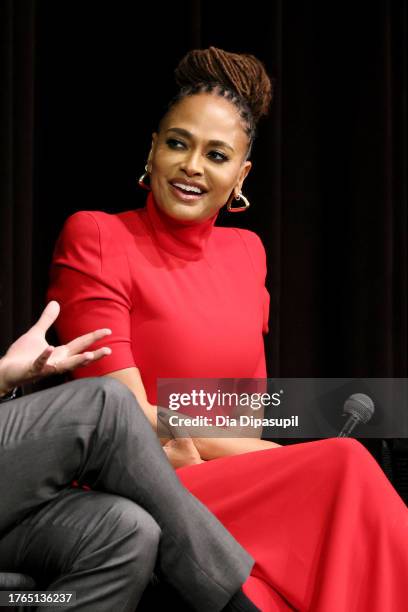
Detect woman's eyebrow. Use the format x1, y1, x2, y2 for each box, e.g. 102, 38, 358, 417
166, 127, 235, 153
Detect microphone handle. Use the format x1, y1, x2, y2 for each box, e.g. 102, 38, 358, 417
338, 414, 361, 438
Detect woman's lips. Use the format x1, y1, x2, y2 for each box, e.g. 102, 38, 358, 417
169, 183, 206, 202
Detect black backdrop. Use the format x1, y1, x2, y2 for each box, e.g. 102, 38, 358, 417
1, 1, 407, 497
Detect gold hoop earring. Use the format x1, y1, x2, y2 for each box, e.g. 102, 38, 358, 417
138, 165, 151, 191
227, 191, 250, 212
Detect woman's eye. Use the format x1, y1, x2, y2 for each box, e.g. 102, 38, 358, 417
208, 150, 228, 163
165, 139, 228, 163
166, 138, 186, 149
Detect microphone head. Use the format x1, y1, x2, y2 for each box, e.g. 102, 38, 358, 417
343, 393, 375, 424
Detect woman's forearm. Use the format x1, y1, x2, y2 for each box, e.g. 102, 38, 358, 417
106, 368, 281, 458
156, 407, 282, 458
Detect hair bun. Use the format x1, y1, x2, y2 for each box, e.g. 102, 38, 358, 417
174, 47, 273, 124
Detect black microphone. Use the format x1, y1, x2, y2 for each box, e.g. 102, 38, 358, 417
337, 393, 375, 437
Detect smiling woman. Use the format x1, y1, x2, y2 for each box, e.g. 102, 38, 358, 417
148, 93, 252, 223
47, 46, 408, 612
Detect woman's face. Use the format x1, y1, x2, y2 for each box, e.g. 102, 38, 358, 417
148, 93, 252, 223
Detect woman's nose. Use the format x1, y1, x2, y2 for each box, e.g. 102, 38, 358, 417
179, 151, 203, 176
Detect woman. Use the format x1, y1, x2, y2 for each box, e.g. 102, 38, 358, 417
48, 47, 408, 611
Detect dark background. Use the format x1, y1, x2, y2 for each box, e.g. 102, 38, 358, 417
1, 1, 407, 499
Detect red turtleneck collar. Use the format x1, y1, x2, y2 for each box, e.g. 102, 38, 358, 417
144, 192, 218, 261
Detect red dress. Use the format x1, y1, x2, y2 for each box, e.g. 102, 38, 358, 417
48, 194, 408, 611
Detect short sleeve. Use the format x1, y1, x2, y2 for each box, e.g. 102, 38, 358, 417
47, 211, 136, 378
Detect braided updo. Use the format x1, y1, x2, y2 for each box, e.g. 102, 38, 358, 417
160, 47, 273, 159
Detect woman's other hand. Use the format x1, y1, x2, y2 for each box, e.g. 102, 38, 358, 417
162, 437, 204, 469
159, 409, 204, 468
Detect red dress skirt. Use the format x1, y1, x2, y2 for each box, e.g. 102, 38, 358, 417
176, 438, 408, 612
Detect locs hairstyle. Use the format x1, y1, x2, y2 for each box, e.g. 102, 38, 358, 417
159, 47, 274, 159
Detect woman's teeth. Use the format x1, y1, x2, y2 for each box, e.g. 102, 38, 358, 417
173, 182, 203, 194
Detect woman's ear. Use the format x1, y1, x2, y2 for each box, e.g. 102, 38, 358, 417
147, 133, 158, 171
237, 160, 252, 193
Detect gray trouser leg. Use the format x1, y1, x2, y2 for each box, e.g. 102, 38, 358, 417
0, 378, 254, 612
0, 489, 160, 612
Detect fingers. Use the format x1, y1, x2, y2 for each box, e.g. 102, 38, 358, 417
34, 301, 60, 333
48, 347, 112, 374
89, 347, 112, 361
65, 347, 112, 371
32, 346, 55, 373
163, 439, 177, 448
162, 437, 196, 452
66, 328, 112, 354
